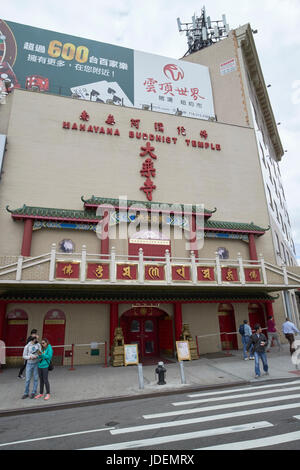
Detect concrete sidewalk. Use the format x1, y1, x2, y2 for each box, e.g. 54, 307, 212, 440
0, 344, 299, 416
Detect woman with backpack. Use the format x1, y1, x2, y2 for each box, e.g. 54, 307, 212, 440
34, 338, 53, 401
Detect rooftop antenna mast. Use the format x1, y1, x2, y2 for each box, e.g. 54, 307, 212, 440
177, 6, 230, 56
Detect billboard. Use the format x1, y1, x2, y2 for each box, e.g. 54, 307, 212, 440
0, 19, 215, 120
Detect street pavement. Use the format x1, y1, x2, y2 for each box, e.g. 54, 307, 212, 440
0, 344, 299, 416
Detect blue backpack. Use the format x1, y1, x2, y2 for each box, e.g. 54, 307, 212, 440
239, 324, 245, 336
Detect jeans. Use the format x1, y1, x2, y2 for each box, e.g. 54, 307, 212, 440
24, 362, 39, 395
39, 367, 50, 394
267, 332, 281, 350
254, 351, 268, 377
242, 335, 254, 358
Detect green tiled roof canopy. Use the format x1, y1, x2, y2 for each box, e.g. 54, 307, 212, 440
6, 200, 269, 235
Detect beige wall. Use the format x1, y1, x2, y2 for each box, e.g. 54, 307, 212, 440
0, 89, 274, 264
182, 31, 249, 128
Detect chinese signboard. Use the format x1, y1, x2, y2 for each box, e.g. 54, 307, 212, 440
0, 19, 215, 120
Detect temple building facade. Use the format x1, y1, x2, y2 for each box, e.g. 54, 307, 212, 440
0, 21, 299, 366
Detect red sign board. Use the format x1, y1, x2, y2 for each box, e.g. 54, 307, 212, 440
117, 264, 138, 281
197, 267, 215, 282
244, 268, 261, 283
221, 267, 239, 282
56, 262, 80, 279
87, 263, 110, 280
145, 265, 165, 281
172, 265, 191, 281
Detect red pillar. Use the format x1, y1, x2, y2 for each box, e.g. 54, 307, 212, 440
110, 303, 119, 351
101, 211, 110, 257
249, 234, 258, 261
0, 302, 6, 341
21, 219, 33, 257
174, 302, 183, 341
189, 215, 199, 259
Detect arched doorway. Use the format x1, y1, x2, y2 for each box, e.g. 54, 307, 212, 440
218, 304, 238, 350
248, 303, 266, 334
5, 309, 28, 360
120, 307, 173, 362
42, 309, 66, 365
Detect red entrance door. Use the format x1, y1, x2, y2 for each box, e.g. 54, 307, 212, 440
5, 309, 28, 358
248, 303, 266, 334
218, 304, 238, 350
42, 309, 66, 365
127, 317, 158, 358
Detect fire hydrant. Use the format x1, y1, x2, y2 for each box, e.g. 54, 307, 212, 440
155, 361, 166, 385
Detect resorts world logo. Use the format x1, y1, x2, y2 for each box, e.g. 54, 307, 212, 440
163, 64, 185, 82
95, 197, 205, 251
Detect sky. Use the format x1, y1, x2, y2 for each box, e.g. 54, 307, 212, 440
2, 0, 300, 262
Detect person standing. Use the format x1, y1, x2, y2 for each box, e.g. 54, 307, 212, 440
247, 324, 269, 379
266, 316, 281, 352
282, 318, 300, 355
240, 320, 254, 360
18, 329, 38, 379
35, 338, 53, 401
22, 335, 41, 399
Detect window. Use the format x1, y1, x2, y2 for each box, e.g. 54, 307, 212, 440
274, 202, 279, 222
217, 247, 229, 260
275, 233, 281, 256
59, 239, 75, 253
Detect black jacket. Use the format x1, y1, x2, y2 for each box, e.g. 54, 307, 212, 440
247, 333, 268, 354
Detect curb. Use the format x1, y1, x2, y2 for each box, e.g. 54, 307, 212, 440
0, 380, 250, 417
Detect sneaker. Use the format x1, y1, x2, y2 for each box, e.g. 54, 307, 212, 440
44, 394, 50, 401
264, 372, 269, 376
18, 375, 25, 380
30, 393, 36, 399
244, 358, 249, 361
255, 375, 260, 379
250, 357, 255, 360
22, 394, 29, 399
34, 394, 44, 399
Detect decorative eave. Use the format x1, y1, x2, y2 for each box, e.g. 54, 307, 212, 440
235, 24, 284, 161
0, 289, 277, 304
6, 204, 269, 236
81, 195, 217, 219
204, 220, 269, 237
6, 205, 103, 224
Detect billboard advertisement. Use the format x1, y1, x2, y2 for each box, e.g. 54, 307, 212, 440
0, 19, 215, 119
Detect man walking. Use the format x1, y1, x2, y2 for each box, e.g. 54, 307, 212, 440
240, 320, 254, 360
22, 335, 41, 399
18, 329, 38, 379
282, 318, 300, 355
247, 324, 269, 379
267, 315, 281, 352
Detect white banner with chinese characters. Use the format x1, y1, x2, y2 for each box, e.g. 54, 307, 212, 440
134, 51, 215, 120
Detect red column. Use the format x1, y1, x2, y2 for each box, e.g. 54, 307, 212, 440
21, 219, 33, 257
0, 302, 6, 341
190, 215, 199, 259
249, 234, 258, 261
101, 211, 110, 257
110, 303, 119, 351
174, 302, 183, 341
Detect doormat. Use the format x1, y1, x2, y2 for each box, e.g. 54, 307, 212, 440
199, 352, 233, 359
289, 370, 300, 376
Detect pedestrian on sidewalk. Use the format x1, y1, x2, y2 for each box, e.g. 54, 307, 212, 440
282, 318, 300, 355
240, 320, 254, 360
266, 315, 281, 352
35, 338, 53, 401
247, 324, 269, 379
22, 335, 41, 399
18, 329, 38, 379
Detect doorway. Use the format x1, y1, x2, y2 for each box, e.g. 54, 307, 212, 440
218, 303, 238, 350
42, 309, 66, 365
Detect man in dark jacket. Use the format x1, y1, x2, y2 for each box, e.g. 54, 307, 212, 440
247, 324, 269, 379
18, 329, 38, 379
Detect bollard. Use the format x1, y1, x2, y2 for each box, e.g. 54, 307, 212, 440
69, 344, 75, 371
155, 361, 166, 385
179, 361, 186, 384
138, 363, 144, 390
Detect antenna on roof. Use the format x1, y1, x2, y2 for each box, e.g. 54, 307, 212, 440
177, 5, 230, 56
